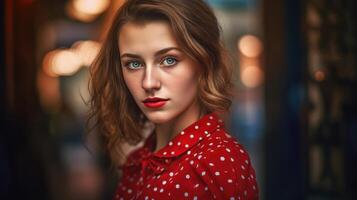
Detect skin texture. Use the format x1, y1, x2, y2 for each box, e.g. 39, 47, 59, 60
119, 21, 203, 152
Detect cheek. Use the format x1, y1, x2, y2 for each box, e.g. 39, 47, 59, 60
167, 70, 199, 98
177, 78, 197, 92
122, 72, 141, 99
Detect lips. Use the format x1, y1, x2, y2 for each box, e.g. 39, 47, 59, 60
143, 97, 169, 108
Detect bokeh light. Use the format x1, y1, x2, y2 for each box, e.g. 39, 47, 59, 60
43, 49, 82, 77
241, 65, 264, 88
72, 40, 101, 67
43, 40, 100, 77
73, 0, 110, 15
238, 35, 263, 58
66, 0, 110, 22
314, 69, 326, 82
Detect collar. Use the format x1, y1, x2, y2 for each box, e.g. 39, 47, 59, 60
123, 112, 224, 175
149, 112, 223, 158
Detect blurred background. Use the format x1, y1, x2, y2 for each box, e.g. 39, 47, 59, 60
1, 0, 357, 199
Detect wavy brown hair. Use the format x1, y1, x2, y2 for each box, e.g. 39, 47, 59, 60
88, 0, 234, 167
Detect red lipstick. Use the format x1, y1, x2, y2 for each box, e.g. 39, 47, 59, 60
143, 97, 169, 108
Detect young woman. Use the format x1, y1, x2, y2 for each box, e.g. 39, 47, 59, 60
89, 0, 259, 199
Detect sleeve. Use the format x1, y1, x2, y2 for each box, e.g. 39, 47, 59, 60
197, 142, 259, 200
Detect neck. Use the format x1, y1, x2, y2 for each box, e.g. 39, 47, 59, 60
153, 100, 204, 153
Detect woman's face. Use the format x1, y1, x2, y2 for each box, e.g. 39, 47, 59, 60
119, 21, 201, 124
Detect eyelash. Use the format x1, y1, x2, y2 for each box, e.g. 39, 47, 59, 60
124, 60, 142, 70
161, 56, 178, 66
123, 56, 179, 70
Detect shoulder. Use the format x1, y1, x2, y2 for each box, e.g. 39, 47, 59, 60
189, 129, 259, 199
197, 129, 251, 167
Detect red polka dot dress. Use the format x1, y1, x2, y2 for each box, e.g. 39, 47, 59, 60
114, 112, 259, 200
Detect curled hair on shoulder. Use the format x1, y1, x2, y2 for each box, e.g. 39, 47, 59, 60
88, 0, 234, 168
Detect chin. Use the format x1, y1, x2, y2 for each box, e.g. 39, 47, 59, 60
143, 111, 175, 124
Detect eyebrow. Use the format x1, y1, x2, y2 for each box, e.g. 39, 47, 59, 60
120, 47, 182, 59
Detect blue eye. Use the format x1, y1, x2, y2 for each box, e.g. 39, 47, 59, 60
127, 61, 143, 69
162, 57, 177, 66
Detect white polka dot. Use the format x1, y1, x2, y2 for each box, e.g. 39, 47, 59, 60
177, 142, 181, 146
128, 189, 132, 193
171, 151, 175, 155
241, 165, 245, 170
175, 184, 180, 189
187, 150, 191, 155
240, 149, 244, 153
204, 186, 208, 191
169, 172, 174, 177
193, 196, 198, 200
220, 156, 225, 161
181, 131, 185, 135
253, 185, 256, 190
209, 143, 213, 146
199, 137, 203, 140
209, 163, 214, 166
230, 158, 235, 162
185, 144, 189, 148
163, 152, 167, 155
147, 184, 151, 188
153, 187, 157, 191
190, 160, 194, 165
244, 190, 247, 196
241, 175, 245, 179
185, 174, 190, 179
220, 186, 224, 191
198, 155, 202, 159
169, 142, 173, 146
209, 116, 213, 120
230, 197, 235, 200
184, 192, 188, 197
206, 122, 211, 126
227, 179, 233, 183
190, 134, 194, 138
204, 131, 209, 134
215, 171, 220, 176
160, 188, 164, 192
245, 160, 249, 164
195, 125, 199, 129
162, 180, 167, 185
226, 148, 231, 152
201, 171, 206, 176
194, 184, 199, 188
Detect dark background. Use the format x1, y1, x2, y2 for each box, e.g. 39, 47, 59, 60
1, 0, 357, 199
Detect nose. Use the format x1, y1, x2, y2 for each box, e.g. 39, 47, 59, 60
142, 65, 161, 92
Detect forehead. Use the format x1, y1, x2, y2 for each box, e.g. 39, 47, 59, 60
118, 21, 179, 54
